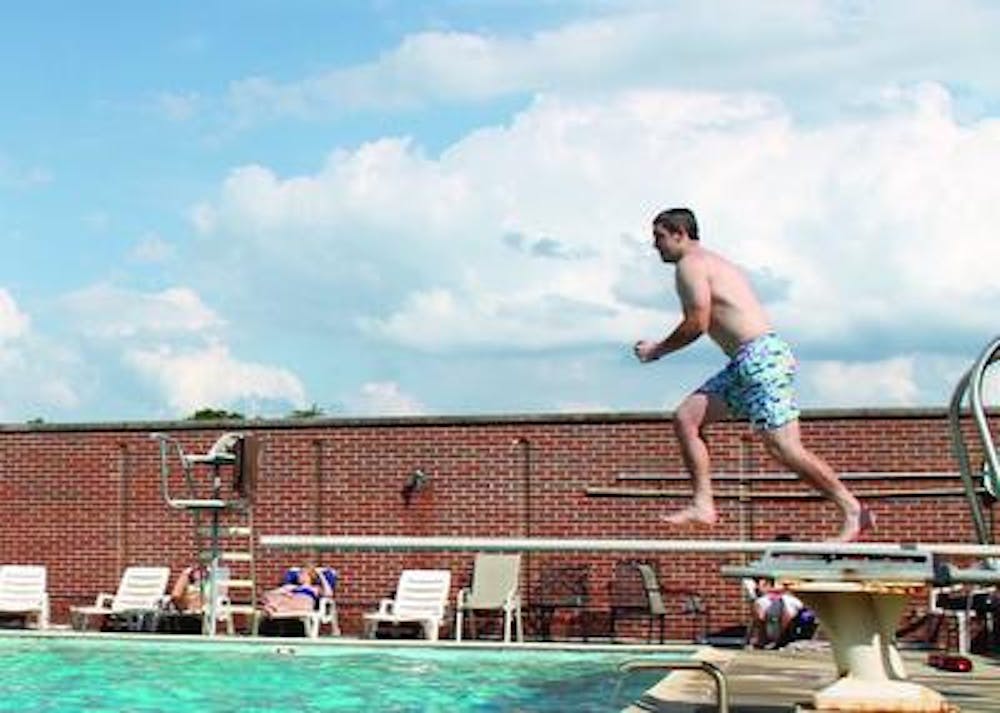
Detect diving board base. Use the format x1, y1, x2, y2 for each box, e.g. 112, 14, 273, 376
812, 679, 948, 713
720, 547, 983, 712
796, 585, 949, 712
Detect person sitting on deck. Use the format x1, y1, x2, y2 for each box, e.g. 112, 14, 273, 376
744, 577, 814, 649
170, 565, 208, 613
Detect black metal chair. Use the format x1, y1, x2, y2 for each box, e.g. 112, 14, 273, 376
609, 560, 667, 643
531, 564, 590, 641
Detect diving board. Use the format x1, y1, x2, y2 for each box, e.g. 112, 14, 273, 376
260, 534, 1000, 559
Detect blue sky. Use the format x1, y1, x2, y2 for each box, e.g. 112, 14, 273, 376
2, 0, 1000, 422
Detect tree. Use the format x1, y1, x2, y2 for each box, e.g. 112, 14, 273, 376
287, 403, 325, 419
187, 408, 245, 421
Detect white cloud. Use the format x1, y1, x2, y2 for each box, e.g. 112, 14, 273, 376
124, 341, 307, 416
62, 284, 224, 338
984, 366, 1000, 406
194, 84, 1000, 365
0, 291, 84, 419
345, 381, 425, 416
0, 348, 83, 418
129, 232, 175, 264
12, 283, 314, 420
806, 357, 919, 407
357, 286, 655, 352
222, 1, 1000, 120
0, 289, 30, 342
35, 378, 81, 412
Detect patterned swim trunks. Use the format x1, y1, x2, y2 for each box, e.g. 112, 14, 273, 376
696, 333, 800, 431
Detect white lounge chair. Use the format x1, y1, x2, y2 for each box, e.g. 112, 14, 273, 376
260, 566, 340, 638
363, 569, 452, 641
455, 554, 523, 642
70, 566, 171, 631
0, 565, 49, 629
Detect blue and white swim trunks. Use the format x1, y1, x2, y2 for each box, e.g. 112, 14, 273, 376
696, 332, 800, 431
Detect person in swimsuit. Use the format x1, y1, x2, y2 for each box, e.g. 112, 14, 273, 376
743, 576, 806, 648
634, 207, 871, 542
260, 567, 320, 615
170, 565, 207, 613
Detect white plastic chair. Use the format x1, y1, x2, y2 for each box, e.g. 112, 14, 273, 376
70, 566, 171, 630
0, 565, 49, 629
363, 569, 452, 641
455, 554, 523, 643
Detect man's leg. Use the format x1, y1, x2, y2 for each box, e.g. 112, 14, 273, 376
760, 420, 869, 542
664, 391, 730, 525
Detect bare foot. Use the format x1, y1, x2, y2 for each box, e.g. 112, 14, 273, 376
662, 503, 718, 527
829, 506, 875, 543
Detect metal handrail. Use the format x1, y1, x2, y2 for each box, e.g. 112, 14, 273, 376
948, 336, 1000, 546
614, 659, 729, 713
968, 337, 1000, 498
152, 433, 197, 510
151, 432, 250, 510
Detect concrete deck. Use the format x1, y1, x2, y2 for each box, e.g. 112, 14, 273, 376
630, 644, 1000, 712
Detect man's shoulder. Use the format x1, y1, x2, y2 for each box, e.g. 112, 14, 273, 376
699, 246, 733, 265
676, 246, 718, 275
696, 247, 746, 279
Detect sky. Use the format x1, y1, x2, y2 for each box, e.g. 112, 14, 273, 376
2, 0, 1000, 423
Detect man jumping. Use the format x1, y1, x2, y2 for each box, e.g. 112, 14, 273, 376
634, 207, 872, 542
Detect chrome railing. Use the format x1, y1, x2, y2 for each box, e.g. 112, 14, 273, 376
614, 659, 729, 712
948, 335, 1000, 546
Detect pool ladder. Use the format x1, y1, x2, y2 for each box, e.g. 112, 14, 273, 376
614, 659, 730, 712
948, 335, 1000, 551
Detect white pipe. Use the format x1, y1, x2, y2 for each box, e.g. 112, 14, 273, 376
259, 535, 1000, 558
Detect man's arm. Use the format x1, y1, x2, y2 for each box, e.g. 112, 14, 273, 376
635, 256, 711, 362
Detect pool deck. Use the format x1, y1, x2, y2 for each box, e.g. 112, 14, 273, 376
631, 643, 1000, 712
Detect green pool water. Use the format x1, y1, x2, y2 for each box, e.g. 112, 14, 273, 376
0, 636, 691, 712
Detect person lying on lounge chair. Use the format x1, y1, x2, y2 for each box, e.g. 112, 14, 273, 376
260, 567, 321, 615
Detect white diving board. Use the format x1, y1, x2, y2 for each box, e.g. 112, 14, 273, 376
259, 535, 1000, 558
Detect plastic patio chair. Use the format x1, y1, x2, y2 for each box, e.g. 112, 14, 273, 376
0, 565, 50, 629
363, 569, 452, 641
70, 566, 171, 631
455, 553, 523, 643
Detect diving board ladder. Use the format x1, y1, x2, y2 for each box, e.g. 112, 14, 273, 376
153, 431, 261, 636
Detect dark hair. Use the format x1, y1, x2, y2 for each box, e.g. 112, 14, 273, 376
652, 207, 699, 240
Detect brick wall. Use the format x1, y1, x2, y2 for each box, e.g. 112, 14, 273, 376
0, 408, 994, 642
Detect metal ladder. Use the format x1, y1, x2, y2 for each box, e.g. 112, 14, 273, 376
614, 659, 730, 712
948, 335, 1000, 549
153, 431, 260, 636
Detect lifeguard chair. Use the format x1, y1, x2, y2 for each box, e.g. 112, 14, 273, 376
152, 431, 260, 636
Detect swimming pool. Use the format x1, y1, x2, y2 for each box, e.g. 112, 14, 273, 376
0, 634, 695, 712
